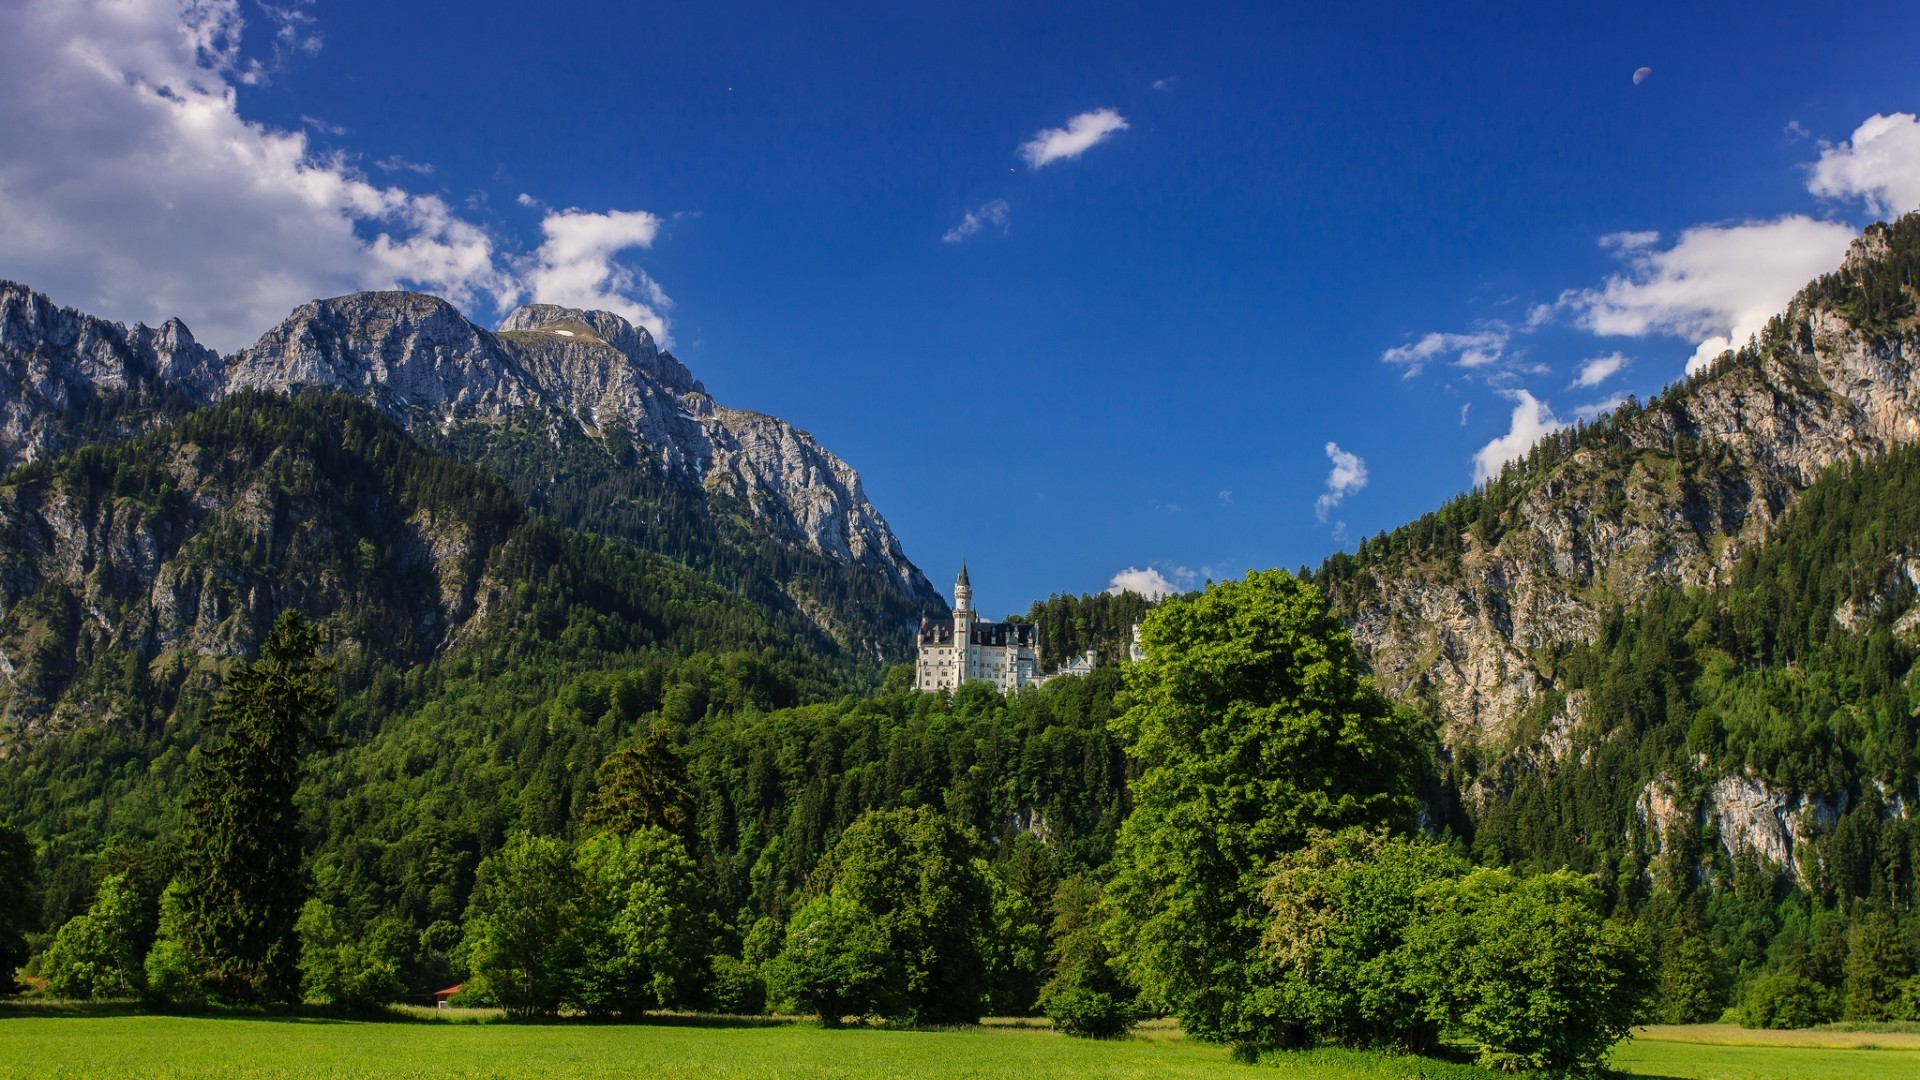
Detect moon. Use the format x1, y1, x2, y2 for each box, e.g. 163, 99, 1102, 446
1633, 66, 1652, 85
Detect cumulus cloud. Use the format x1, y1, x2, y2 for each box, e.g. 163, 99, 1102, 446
1569, 352, 1629, 389
0, 0, 670, 351
522, 208, 671, 343
1019, 108, 1129, 170
1473, 390, 1564, 486
1380, 329, 1511, 377
1808, 112, 1920, 217
1314, 442, 1368, 521
1107, 566, 1179, 600
942, 199, 1010, 243
1568, 216, 1857, 374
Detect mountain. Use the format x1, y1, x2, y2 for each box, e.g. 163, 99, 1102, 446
0, 392, 843, 750
0, 283, 944, 667
1314, 212, 1920, 882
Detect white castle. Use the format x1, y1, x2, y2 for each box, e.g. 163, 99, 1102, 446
913, 565, 1097, 693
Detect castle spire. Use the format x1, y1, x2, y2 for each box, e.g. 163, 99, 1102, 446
954, 562, 973, 614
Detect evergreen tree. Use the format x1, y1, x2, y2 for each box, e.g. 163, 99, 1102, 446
175, 611, 336, 1003
0, 822, 36, 996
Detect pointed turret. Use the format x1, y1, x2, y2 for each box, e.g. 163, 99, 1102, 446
954, 563, 973, 614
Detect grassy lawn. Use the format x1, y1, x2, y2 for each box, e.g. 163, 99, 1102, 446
3, 1010, 1919, 1079
1609, 1024, 1920, 1080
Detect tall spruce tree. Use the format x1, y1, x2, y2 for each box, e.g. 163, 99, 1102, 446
176, 611, 335, 1003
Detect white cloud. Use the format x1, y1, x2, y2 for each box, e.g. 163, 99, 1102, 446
0, 1, 669, 351
1217, 489, 1233, 504
942, 199, 1010, 243
1018, 108, 1129, 170
1568, 216, 1857, 374
1314, 442, 1368, 521
1569, 352, 1629, 389
1381, 329, 1510, 377
1573, 394, 1630, 422
521, 208, 671, 344
1808, 112, 1920, 217
1107, 566, 1178, 600
1151, 76, 1178, 91
1473, 390, 1564, 486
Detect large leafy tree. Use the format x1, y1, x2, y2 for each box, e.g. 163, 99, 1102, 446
1404, 868, 1651, 1070
804, 806, 995, 1024
580, 735, 700, 850
1260, 828, 1469, 1051
568, 827, 713, 1016
460, 833, 580, 1018
175, 611, 336, 1003
42, 874, 149, 999
1103, 569, 1430, 1046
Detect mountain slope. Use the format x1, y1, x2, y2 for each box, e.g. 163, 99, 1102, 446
0, 283, 944, 663
1317, 213, 1920, 755
0, 391, 842, 750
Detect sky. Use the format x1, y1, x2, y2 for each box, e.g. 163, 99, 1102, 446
5, 1, 1920, 618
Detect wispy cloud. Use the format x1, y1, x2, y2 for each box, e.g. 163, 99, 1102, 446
942, 199, 1010, 243
1381, 329, 1512, 377
1151, 76, 1178, 91
1569, 352, 1629, 389
1573, 394, 1630, 421
1019, 108, 1129, 170
1314, 442, 1368, 521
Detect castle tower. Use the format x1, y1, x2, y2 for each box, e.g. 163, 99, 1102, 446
954, 563, 973, 614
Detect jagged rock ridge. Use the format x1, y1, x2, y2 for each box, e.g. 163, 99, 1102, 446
0, 282, 943, 657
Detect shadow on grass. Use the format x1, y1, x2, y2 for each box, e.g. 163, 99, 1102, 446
0, 998, 814, 1030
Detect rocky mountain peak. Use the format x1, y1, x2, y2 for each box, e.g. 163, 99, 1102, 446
498, 302, 700, 397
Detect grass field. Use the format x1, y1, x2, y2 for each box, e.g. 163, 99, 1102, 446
3, 1009, 1919, 1078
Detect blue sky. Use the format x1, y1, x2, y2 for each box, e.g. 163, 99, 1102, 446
5, 1, 1920, 616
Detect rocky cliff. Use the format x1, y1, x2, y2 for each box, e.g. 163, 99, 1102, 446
1324, 216, 1920, 753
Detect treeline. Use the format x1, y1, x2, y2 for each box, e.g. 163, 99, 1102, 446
1018, 590, 1158, 673
6, 571, 1663, 1071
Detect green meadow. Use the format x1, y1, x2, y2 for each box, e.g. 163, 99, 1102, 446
2, 1012, 1917, 1079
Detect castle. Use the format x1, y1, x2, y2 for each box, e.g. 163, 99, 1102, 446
914, 566, 1096, 693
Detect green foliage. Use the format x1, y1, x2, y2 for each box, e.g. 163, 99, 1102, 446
803, 807, 996, 1025
459, 834, 579, 1018
763, 892, 897, 1024
1103, 570, 1431, 1045
1843, 909, 1913, 1021
1736, 970, 1840, 1029
1041, 874, 1135, 1039
143, 880, 205, 1006
1044, 985, 1136, 1039
1021, 589, 1158, 673
0, 821, 37, 995
41, 874, 147, 999
568, 827, 712, 1016
983, 866, 1046, 1016
1260, 828, 1471, 1051
295, 900, 408, 1010
1405, 868, 1651, 1071
706, 953, 767, 1015
579, 735, 700, 849
1656, 934, 1732, 1024
175, 611, 336, 1004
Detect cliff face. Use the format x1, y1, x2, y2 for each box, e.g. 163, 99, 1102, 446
0, 283, 942, 662
0, 282, 219, 473
1329, 223, 1920, 752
